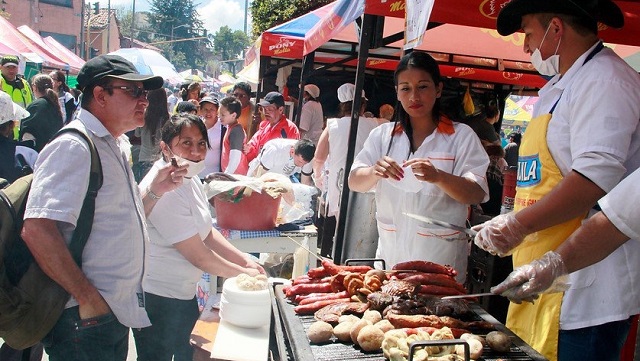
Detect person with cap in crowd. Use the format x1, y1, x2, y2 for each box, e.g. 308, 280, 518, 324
349, 52, 489, 284
231, 82, 256, 137
243, 91, 300, 162
472, 0, 640, 360
298, 84, 324, 145
20, 54, 188, 361
197, 96, 223, 179
312, 83, 379, 256
0, 55, 33, 110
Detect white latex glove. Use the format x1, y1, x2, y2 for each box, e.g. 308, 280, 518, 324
491, 251, 570, 304
472, 212, 528, 256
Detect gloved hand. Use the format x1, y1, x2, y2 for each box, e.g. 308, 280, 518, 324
472, 212, 528, 256
491, 251, 570, 304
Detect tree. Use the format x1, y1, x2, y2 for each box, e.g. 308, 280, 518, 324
212, 26, 250, 76
250, 0, 332, 38
116, 7, 152, 44
147, 0, 211, 69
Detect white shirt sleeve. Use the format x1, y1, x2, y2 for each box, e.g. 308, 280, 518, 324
598, 168, 640, 241
225, 149, 242, 174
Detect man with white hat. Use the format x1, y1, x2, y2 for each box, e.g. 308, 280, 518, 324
0, 55, 33, 108
472, 0, 640, 359
298, 84, 324, 145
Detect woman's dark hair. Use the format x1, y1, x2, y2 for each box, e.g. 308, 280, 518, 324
161, 113, 211, 158
219, 97, 242, 118
32, 74, 63, 120
144, 88, 170, 144
50, 70, 71, 93
179, 82, 201, 101
338, 99, 367, 118
387, 51, 442, 155
483, 93, 500, 119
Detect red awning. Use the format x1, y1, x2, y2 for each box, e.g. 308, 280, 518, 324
17, 25, 79, 73
364, 0, 640, 47
0, 18, 68, 69
43, 36, 85, 74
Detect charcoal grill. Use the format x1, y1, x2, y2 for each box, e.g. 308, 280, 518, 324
271, 285, 548, 361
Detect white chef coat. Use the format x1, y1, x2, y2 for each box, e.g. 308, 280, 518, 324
599, 167, 640, 241
534, 42, 640, 330
351, 121, 489, 282
326, 116, 379, 217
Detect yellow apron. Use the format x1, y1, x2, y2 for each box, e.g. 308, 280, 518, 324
506, 111, 586, 361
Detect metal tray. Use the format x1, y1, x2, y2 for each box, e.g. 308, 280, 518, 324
272, 285, 548, 361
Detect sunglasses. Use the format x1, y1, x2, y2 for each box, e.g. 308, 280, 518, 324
103, 85, 148, 99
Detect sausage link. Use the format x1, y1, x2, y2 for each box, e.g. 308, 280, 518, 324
293, 298, 351, 315
298, 291, 350, 305
392, 260, 457, 277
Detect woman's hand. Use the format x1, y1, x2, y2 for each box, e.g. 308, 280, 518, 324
373, 156, 403, 180
404, 158, 441, 183
149, 162, 188, 196
245, 259, 266, 275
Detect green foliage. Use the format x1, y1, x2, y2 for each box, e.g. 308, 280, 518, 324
147, 0, 211, 69
115, 7, 152, 43
250, 0, 333, 38
213, 26, 249, 61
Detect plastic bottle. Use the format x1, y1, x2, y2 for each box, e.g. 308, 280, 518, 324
292, 237, 310, 278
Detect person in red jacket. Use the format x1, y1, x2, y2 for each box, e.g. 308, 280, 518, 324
243, 91, 299, 162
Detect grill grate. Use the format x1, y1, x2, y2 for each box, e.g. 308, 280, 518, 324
273, 285, 548, 361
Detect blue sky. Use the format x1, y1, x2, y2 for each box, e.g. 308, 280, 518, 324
99, 0, 252, 35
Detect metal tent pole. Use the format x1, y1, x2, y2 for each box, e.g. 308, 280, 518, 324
332, 13, 376, 264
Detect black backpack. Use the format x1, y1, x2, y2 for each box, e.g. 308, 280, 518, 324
0, 127, 102, 349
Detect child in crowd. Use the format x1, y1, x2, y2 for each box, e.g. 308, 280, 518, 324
219, 97, 248, 175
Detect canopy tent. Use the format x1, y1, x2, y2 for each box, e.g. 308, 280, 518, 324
17, 25, 82, 74
43, 36, 85, 73
250, 2, 547, 88
263, 0, 640, 262
0, 17, 68, 70
0, 43, 21, 57
363, 0, 640, 47
109, 48, 183, 85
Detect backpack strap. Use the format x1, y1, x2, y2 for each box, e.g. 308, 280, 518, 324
51, 128, 103, 268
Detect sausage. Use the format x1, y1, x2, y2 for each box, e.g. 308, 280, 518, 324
392, 260, 457, 277
292, 275, 333, 285
286, 282, 333, 298
298, 291, 350, 305
401, 273, 467, 293
321, 259, 372, 276
294, 298, 351, 315
295, 292, 334, 304
417, 285, 466, 297
307, 266, 330, 279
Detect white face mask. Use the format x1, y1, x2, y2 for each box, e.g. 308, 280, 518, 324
166, 147, 205, 179
530, 23, 561, 76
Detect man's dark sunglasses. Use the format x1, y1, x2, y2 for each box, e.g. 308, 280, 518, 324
103, 85, 148, 99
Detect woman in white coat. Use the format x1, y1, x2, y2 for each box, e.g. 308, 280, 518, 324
348, 52, 489, 282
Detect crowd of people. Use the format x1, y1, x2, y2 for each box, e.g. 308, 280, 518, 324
1, 0, 639, 360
